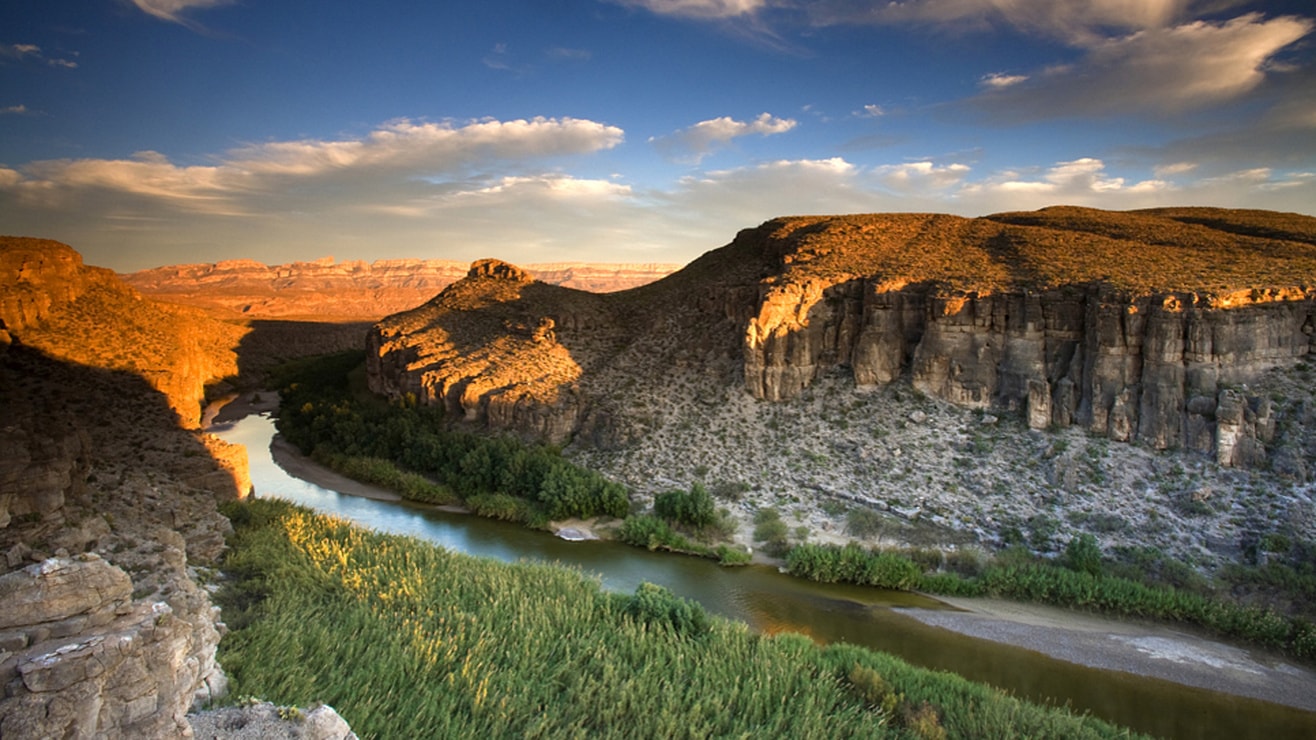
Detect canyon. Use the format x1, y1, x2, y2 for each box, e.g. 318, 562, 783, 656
4, 206, 1316, 735
366, 207, 1316, 565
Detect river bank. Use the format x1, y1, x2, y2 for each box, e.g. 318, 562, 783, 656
208, 391, 1316, 725
900, 596, 1316, 713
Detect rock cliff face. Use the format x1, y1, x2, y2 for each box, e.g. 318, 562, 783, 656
2, 238, 246, 428
124, 255, 680, 321
367, 208, 1316, 465
1, 237, 251, 738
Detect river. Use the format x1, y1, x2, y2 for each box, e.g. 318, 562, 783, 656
213, 410, 1316, 740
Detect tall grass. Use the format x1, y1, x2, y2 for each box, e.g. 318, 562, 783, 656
786, 542, 1316, 663
217, 499, 1143, 739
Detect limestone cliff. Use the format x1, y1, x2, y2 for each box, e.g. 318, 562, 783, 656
1, 237, 246, 428
1, 237, 252, 738
367, 207, 1316, 465
124, 255, 681, 321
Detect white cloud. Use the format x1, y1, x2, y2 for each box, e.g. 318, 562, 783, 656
975, 14, 1313, 117
2, 43, 77, 68
875, 161, 972, 190
613, 0, 766, 20
130, 0, 234, 26
808, 0, 1218, 44
0, 116, 625, 227
1, 104, 29, 115
856, 104, 885, 117
650, 113, 796, 162
2, 43, 42, 60
1154, 161, 1198, 177
979, 72, 1027, 89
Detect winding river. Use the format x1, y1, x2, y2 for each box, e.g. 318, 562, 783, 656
213, 410, 1316, 740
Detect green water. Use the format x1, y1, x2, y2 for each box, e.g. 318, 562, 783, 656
215, 412, 1316, 739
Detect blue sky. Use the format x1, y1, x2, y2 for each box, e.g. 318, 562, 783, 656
1, 1, 1313, 270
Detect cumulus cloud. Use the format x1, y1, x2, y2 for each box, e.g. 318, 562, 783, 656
612, 0, 767, 20
875, 161, 972, 191
974, 14, 1313, 117
650, 113, 796, 162
0, 117, 628, 265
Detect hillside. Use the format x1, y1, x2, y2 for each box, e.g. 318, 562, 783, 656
367, 206, 1316, 567
123, 255, 681, 322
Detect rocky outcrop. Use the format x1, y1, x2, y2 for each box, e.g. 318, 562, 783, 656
367, 260, 615, 443
1, 237, 245, 427
188, 701, 357, 739
124, 255, 681, 321
745, 280, 1315, 460
0, 238, 255, 739
0, 554, 225, 739
367, 208, 1316, 466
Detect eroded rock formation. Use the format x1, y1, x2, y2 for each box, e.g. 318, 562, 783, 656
1, 237, 253, 738
367, 207, 1316, 465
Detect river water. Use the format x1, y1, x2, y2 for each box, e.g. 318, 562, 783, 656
214, 411, 1316, 740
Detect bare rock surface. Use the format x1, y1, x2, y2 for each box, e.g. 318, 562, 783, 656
188, 702, 357, 740
1, 238, 253, 739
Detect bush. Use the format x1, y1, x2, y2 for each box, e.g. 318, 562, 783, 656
846, 507, 884, 539
753, 508, 790, 557
653, 483, 715, 529
1063, 534, 1104, 577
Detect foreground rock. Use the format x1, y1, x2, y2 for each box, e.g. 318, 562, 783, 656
188, 701, 357, 740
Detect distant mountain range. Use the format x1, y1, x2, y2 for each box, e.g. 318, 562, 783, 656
122, 257, 683, 321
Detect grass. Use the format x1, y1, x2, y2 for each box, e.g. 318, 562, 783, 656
216, 498, 1145, 739
784, 541, 1316, 663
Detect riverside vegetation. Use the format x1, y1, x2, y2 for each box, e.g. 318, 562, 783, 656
215, 497, 1145, 738
274, 351, 1316, 665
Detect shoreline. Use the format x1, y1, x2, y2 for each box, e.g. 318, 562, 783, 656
211, 391, 1316, 717
898, 596, 1316, 714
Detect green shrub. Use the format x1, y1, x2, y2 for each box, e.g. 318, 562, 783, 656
1063, 534, 1104, 577
653, 483, 715, 528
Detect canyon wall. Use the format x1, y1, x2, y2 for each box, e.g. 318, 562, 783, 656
745, 280, 1315, 465
1, 237, 250, 737
366, 208, 1316, 466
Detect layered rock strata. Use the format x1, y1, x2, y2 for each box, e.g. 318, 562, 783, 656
367, 208, 1316, 465
1, 237, 252, 738
745, 281, 1314, 464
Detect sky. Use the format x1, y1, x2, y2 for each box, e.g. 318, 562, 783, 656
1, 1, 1314, 271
